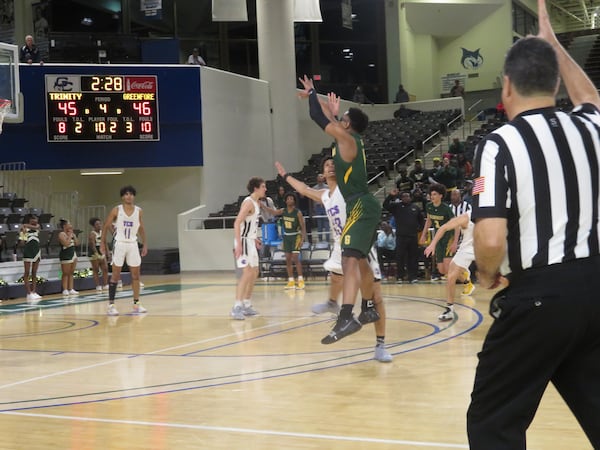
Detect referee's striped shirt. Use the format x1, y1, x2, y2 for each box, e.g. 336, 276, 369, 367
451, 200, 471, 218
472, 103, 600, 276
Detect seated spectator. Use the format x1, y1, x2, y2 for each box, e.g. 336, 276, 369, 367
352, 85, 372, 104
20, 35, 41, 64
187, 47, 206, 66
496, 101, 506, 121
411, 185, 427, 212
394, 84, 410, 103
376, 221, 396, 268
395, 167, 413, 192
409, 159, 427, 185
432, 156, 458, 194
258, 195, 280, 223
274, 185, 287, 209
448, 137, 465, 155
456, 152, 473, 181
394, 104, 419, 119
427, 157, 442, 183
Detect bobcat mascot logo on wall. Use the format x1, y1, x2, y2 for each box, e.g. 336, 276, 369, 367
461, 48, 484, 70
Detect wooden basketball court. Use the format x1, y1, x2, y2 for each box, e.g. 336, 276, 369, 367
0, 273, 591, 449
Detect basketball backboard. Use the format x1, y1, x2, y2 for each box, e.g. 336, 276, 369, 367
0, 42, 23, 123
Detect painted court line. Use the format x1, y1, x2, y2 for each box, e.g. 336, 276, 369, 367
0, 315, 313, 391
0, 411, 469, 448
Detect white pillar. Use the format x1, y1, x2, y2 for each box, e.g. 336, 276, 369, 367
256, 0, 303, 172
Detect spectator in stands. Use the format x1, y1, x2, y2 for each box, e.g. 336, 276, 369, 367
462, 180, 474, 205
187, 47, 206, 66
448, 137, 465, 155
33, 5, 48, 43
395, 166, 413, 192
456, 152, 473, 181
352, 85, 372, 104
409, 159, 427, 185
58, 219, 79, 297
20, 35, 41, 64
258, 195, 279, 223
394, 104, 419, 119
383, 188, 424, 283
450, 79, 465, 97
495, 101, 506, 120
411, 185, 428, 212
427, 157, 442, 182
274, 185, 287, 209
432, 156, 459, 195
88, 217, 109, 292
376, 221, 396, 269
312, 174, 330, 242
21, 215, 42, 303
394, 84, 410, 103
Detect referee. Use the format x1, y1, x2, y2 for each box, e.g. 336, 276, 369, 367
467, 0, 600, 448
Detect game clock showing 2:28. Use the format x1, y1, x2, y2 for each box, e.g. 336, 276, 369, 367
45, 74, 160, 142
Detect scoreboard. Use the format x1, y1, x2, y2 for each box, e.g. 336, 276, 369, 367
45, 74, 160, 142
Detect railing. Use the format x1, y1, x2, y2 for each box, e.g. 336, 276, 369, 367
466, 99, 484, 134
75, 205, 107, 255
419, 130, 440, 160
49, 191, 79, 228
22, 175, 52, 214
368, 170, 387, 187
0, 161, 26, 197
447, 113, 465, 140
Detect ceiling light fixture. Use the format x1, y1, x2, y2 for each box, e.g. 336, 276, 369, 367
80, 168, 125, 176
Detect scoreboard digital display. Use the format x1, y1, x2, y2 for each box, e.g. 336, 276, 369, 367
45, 74, 160, 142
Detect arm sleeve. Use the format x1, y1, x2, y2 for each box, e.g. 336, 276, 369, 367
308, 90, 330, 130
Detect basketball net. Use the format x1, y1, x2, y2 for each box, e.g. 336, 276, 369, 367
0, 98, 11, 135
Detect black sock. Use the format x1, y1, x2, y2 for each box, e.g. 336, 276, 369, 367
109, 282, 117, 301
340, 304, 354, 319
376, 336, 385, 346
134, 299, 139, 304
361, 298, 375, 312
328, 299, 337, 305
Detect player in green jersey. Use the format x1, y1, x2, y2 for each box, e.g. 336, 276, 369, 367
281, 192, 307, 290
298, 75, 381, 344
419, 183, 459, 280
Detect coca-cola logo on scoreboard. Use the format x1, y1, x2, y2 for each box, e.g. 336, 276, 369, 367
125, 76, 157, 93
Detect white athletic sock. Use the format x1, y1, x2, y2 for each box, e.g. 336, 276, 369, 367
235, 300, 243, 307
242, 299, 252, 307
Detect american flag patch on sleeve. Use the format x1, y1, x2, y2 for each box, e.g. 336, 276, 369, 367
472, 176, 485, 195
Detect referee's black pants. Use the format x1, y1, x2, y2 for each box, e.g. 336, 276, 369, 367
467, 256, 600, 449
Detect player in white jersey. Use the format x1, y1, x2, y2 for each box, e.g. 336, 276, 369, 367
275, 159, 391, 362
101, 185, 148, 316
230, 177, 266, 320
424, 210, 476, 321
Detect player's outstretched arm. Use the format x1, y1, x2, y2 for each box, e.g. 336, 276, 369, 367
275, 161, 326, 204
537, 0, 600, 108
298, 75, 356, 155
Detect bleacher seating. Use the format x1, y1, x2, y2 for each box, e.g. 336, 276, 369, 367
205, 108, 461, 230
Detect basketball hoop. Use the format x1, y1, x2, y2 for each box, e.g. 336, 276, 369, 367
0, 98, 12, 135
